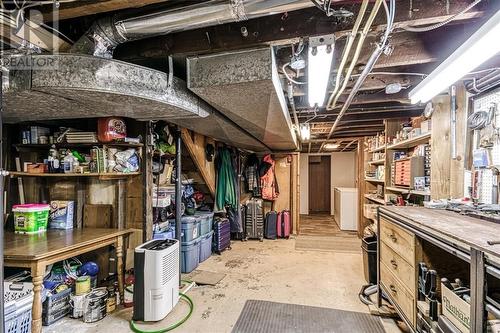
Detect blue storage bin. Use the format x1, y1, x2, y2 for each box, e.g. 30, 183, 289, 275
199, 231, 213, 263
196, 211, 214, 236
153, 229, 175, 240
181, 237, 201, 273
181, 216, 200, 243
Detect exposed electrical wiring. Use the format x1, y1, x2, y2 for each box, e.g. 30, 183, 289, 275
282, 62, 307, 85
401, 0, 483, 32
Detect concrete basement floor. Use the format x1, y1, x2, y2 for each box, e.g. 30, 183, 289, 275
46, 236, 402, 333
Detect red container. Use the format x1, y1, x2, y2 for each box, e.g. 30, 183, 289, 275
97, 117, 126, 143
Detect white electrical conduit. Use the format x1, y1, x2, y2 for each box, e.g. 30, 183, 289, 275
327, 0, 383, 110
326, 0, 369, 109
321, 0, 395, 150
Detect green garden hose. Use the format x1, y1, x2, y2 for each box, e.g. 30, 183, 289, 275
129, 293, 194, 333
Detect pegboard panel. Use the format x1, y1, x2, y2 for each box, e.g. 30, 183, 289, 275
473, 88, 500, 204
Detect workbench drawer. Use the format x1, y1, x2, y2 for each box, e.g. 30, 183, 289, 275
380, 241, 416, 293
380, 218, 415, 265
381, 262, 415, 326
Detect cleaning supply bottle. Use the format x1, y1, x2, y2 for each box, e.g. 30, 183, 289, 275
63, 151, 75, 174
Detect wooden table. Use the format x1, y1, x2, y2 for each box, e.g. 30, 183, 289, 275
378, 207, 500, 333
4, 228, 133, 333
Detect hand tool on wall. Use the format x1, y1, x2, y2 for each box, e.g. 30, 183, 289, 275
418, 262, 428, 301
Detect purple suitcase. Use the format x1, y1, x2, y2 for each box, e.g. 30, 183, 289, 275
213, 217, 231, 254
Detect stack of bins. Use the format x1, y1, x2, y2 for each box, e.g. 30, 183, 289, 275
180, 216, 201, 273
197, 211, 214, 263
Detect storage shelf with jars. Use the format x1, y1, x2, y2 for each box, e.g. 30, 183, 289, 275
12, 121, 143, 177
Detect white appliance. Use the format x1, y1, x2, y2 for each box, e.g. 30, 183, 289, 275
133, 239, 179, 322
333, 187, 358, 231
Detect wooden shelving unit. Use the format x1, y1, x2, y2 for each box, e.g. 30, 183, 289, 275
9, 172, 141, 180
386, 186, 430, 196
365, 178, 384, 184
368, 145, 386, 153
14, 142, 144, 149
364, 194, 386, 205
368, 159, 385, 165
386, 132, 431, 150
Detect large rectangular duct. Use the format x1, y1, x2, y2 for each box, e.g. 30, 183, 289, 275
187, 47, 298, 151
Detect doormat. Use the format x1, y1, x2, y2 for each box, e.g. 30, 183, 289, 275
295, 235, 361, 253
189, 270, 226, 286
232, 300, 385, 333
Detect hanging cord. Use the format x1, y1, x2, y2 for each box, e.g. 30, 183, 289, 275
401, 0, 483, 32
282, 62, 307, 85
129, 292, 194, 333
468, 103, 497, 130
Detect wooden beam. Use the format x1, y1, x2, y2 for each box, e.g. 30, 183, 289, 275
44, 0, 171, 21
115, 0, 486, 61
180, 128, 216, 198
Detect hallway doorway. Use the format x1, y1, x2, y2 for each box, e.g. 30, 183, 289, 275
308, 155, 331, 214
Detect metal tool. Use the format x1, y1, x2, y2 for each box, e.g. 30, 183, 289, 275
441, 277, 454, 290
418, 262, 428, 301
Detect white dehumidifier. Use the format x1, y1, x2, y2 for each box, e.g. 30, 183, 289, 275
133, 239, 179, 321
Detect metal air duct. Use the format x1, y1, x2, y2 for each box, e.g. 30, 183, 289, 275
71, 0, 313, 58
2, 54, 210, 123
186, 47, 298, 151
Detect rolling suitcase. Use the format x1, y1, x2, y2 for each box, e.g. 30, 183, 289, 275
213, 217, 231, 254
277, 210, 291, 238
244, 198, 264, 241
264, 211, 278, 239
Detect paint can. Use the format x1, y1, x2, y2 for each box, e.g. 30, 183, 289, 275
69, 292, 89, 318
82, 288, 108, 323
75, 276, 91, 295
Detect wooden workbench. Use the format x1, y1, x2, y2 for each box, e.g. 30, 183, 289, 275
4, 228, 133, 333
378, 206, 500, 333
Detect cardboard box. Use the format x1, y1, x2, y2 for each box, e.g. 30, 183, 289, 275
49, 201, 74, 230
421, 120, 432, 133
441, 283, 470, 333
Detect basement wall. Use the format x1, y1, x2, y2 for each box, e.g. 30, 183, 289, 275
299, 152, 357, 216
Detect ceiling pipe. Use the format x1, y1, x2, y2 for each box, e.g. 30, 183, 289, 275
326, 0, 369, 109
71, 0, 313, 58
341, 139, 358, 151
320, 0, 395, 152
327, 0, 383, 110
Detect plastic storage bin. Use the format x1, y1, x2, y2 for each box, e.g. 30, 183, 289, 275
181, 238, 201, 273
181, 216, 200, 243
362, 235, 377, 284
153, 229, 175, 240
199, 231, 214, 263
42, 287, 71, 326
197, 211, 214, 236
13, 204, 50, 234
4, 282, 34, 333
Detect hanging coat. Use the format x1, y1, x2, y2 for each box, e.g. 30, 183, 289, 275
260, 154, 279, 201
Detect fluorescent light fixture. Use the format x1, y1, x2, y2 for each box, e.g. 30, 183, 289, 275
308, 44, 334, 107
299, 123, 311, 141
409, 9, 500, 104
323, 143, 339, 150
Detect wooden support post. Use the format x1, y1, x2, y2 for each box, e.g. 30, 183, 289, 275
115, 236, 124, 304
30, 262, 45, 333
180, 128, 216, 197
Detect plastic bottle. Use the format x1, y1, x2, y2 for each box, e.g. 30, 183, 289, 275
63, 151, 75, 174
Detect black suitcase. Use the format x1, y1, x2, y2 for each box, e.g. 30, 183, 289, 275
244, 198, 264, 241
213, 217, 231, 254
264, 211, 278, 239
